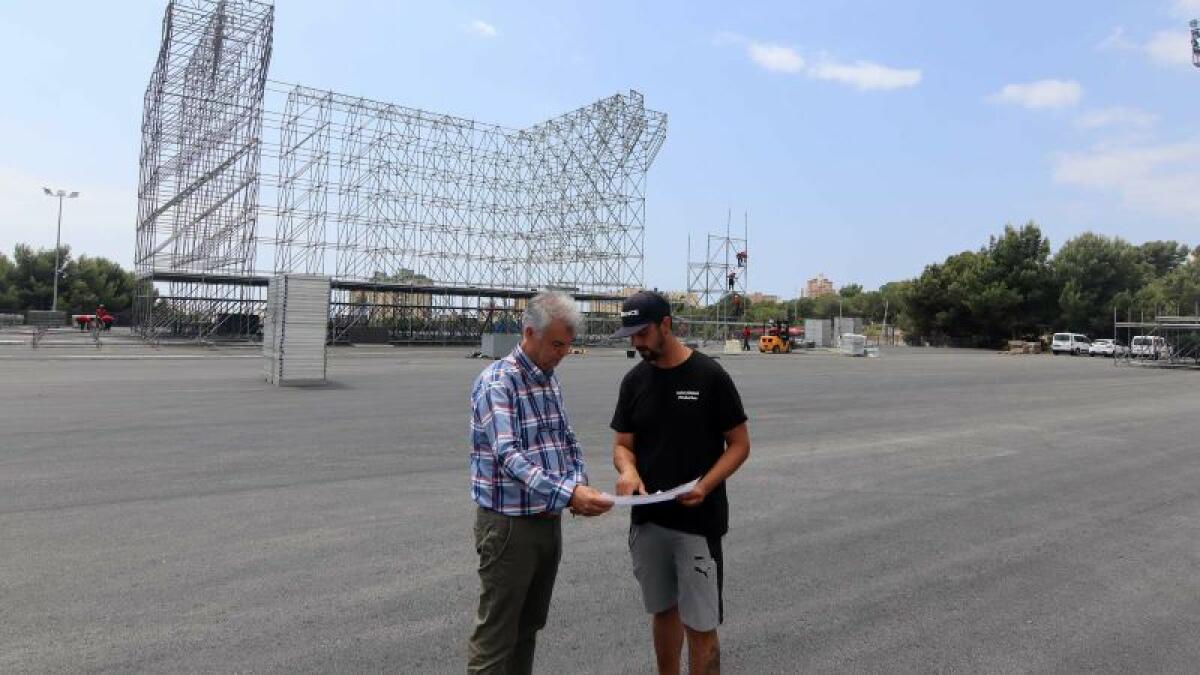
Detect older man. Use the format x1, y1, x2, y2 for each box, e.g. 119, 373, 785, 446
467, 291, 613, 675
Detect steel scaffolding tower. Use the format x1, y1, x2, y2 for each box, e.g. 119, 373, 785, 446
682, 211, 748, 341
1191, 19, 1199, 68
134, 0, 273, 340
134, 0, 666, 343
687, 211, 748, 308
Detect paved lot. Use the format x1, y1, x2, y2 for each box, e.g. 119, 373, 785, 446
2, 343, 1199, 673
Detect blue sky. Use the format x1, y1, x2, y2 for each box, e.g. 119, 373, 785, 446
2, 1, 1199, 296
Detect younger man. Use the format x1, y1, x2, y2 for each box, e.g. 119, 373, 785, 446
610, 291, 751, 674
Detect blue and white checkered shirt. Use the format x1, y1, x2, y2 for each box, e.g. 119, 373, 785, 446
470, 345, 588, 515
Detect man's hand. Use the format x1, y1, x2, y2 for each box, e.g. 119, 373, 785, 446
676, 480, 709, 508
568, 485, 614, 517
615, 469, 646, 497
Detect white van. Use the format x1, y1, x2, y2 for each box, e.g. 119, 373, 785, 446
1130, 335, 1168, 360
1051, 333, 1090, 355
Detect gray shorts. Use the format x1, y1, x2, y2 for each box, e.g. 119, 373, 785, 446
628, 522, 724, 632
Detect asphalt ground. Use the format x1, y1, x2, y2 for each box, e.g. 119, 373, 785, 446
2, 341, 1199, 673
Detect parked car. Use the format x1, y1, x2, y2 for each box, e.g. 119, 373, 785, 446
1051, 332, 1091, 355
1088, 338, 1124, 357
1130, 335, 1169, 360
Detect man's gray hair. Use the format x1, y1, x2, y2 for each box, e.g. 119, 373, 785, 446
522, 291, 583, 335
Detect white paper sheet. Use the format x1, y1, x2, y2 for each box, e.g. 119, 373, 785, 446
602, 479, 699, 507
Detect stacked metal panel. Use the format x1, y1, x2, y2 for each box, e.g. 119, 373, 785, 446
262, 278, 280, 381
840, 333, 867, 356
805, 319, 832, 347
264, 275, 331, 386
834, 317, 864, 337
480, 333, 520, 359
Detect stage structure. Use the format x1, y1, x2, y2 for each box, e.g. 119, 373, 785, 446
133, 0, 667, 343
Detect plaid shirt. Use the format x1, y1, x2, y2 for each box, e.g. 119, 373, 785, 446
470, 345, 588, 515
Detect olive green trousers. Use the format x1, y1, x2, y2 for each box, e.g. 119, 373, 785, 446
467, 507, 563, 675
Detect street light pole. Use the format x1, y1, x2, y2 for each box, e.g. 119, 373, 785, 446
52, 193, 64, 311
41, 187, 80, 312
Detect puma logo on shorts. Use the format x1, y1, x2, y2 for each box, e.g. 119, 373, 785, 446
629, 522, 724, 632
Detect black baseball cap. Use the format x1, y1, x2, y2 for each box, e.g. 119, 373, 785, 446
610, 290, 671, 338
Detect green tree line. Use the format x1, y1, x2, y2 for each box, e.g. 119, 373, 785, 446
0, 244, 138, 320
710, 222, 1198, 348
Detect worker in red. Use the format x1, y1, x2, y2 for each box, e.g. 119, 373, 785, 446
742, 325, 751, 351
94, 305, 114, 330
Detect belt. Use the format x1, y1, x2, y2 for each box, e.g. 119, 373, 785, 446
523, 510, 560, 520
478, 506, 560, 520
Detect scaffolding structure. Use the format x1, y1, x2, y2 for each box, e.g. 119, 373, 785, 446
1191, 19, 1199, 68
682, 211, 748, 341
133, 0, 273, 341
133, 0, 666, 343
1115, 315, 1200, 368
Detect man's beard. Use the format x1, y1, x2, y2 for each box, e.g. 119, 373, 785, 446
636, 346, 661, 362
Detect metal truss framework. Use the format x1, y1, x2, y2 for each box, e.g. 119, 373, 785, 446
133, 0, 666, 343
133, 0, 272, 340
1115, 315, 1200, 368
682, 211, 748, 340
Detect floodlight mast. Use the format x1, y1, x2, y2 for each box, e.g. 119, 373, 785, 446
41, 187, 80, 312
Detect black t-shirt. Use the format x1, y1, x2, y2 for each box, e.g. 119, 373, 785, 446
610, 351, 747, 537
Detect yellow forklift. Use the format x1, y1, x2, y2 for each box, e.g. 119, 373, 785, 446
758, 319, 792, 354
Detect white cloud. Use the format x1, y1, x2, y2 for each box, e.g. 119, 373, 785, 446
746, 42, 805, 73
1144, 29, 1192, 66
1097, 26, 1136, 51
739, 40, 920, 90
1053, 140, 1200, 219
1097, 21, 1196, 67
988, 79, 1083, 110
1075, 106, 1159, 130
467, 20, 497, 38
807, 59, 922, 91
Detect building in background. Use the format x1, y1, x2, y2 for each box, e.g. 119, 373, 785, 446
748, 292, 780, 304
664, 291, 700, 308
806, 274, 835, 297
